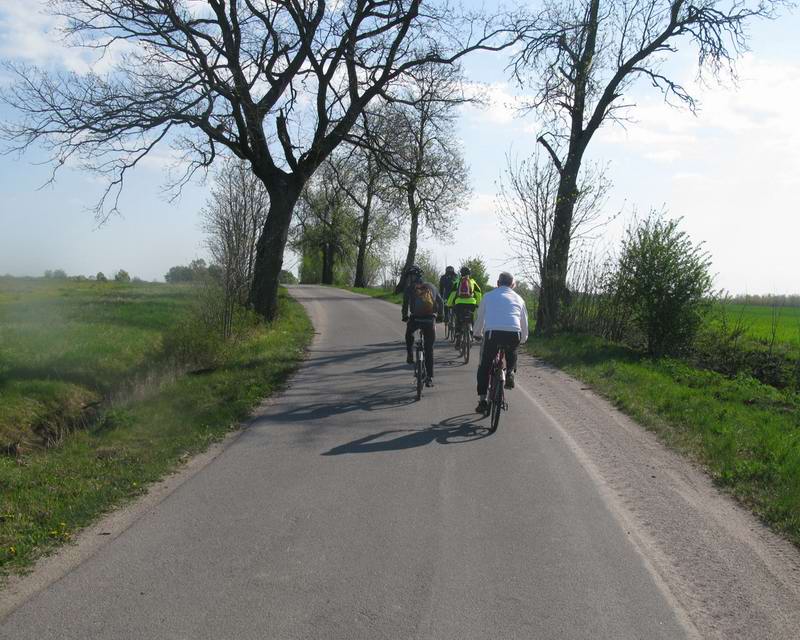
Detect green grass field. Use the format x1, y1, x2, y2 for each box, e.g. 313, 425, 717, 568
0, 279, 312, 577
716, 303, 800, 345
0, 277, 197, 452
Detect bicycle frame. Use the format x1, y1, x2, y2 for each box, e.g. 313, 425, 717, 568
414, 327, 427, 400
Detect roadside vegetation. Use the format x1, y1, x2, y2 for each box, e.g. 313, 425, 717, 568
529, 334, 800, 544
345, 287, 403, 305
506, 213, 800, 544
0, 277, 195, 454
0, 279, 311, 578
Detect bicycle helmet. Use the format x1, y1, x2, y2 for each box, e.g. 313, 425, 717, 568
445, 265, 456, 275
460, 266, 471, 276
405, 264, 423, 280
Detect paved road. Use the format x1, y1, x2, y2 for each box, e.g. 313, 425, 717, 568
2, 285, 692, 639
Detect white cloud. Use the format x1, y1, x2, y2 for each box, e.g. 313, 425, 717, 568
463, 81, 534, 126
0, 0, 135, 73
596, 54, 800, 167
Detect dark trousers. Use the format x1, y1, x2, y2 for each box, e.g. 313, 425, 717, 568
454, 304, 476, 340
406, 318, 436, 377
477, 330, 521, 395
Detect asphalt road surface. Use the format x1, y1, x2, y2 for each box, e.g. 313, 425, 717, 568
7, 285, 797, 639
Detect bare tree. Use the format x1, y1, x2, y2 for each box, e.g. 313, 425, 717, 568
329, 121, 399, 288
370, 63, 471, 291
497, 149, 611, 296
202, 156, 267, 337
1, 1, 514, 321
509, 0, 778, 334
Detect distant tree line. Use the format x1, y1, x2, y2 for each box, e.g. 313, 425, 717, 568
43, 269, 139, 283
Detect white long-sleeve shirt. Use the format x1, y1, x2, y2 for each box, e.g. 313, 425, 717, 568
472, 286, 529, 343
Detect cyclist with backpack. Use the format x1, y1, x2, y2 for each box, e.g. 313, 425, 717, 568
446, 266, 483, 348
402, 265, 444, 387
438, 266, 458, 326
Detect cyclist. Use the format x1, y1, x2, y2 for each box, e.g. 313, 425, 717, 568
401, 265, 443, 387
438, 266, 458, 326
472, 271, 529, 414
446, 266, 483, 348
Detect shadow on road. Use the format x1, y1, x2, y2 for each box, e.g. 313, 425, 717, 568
321, 414, 491, 455
270, 386, 418, 422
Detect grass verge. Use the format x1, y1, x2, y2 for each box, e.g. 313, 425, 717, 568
0, 290, 312, 578
529, 333, 800, 545
342, 286, 403, 305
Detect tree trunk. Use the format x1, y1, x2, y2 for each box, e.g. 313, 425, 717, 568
250, 176, 302, 321
395, 194, 420, 294
535, 164, 580, 335
353, 201, 372, 288
321, 243, 334, 285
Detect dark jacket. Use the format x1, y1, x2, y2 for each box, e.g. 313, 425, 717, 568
402, 280, 443, 321
439, 273, 457, 301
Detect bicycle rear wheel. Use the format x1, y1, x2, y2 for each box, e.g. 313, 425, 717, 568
415, 345, 424, 400
490, 381, 503, 432
463, 324, 472, 364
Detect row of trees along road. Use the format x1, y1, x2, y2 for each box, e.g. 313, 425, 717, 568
0, 1, 509, 321
290, 62, 471, 288
0, 0, 779, 330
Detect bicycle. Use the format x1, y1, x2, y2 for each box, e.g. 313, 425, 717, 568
484, 346, 508, 432
443, 307, 452, 341
414, 327, 427, 401
453, 309, 473, 364
446, 309, 457, 343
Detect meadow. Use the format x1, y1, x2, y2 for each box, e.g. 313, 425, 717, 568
0, 278, 312, 577
717, 302, 800, 345
0, 277, 196, 452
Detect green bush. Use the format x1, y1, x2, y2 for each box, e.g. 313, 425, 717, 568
161, 284, 260, 369
611, 214, 713, 357
114, 269, 131, 283
279, 269, 299, 284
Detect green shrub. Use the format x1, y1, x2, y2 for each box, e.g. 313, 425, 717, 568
611, 214, 714, 357
161, 283, 260, 369
279, 270, 298, 284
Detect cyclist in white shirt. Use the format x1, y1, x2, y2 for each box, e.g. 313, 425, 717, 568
472, 271, 529, 414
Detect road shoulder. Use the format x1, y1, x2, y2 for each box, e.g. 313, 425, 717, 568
516, 355, 800, 639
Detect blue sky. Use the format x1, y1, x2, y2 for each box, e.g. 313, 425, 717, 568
1, 2, 798, 294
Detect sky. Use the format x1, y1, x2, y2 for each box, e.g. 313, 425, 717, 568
0, 1, 798, 294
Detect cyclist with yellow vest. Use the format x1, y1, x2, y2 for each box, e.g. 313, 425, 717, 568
446, 266, 482, 349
